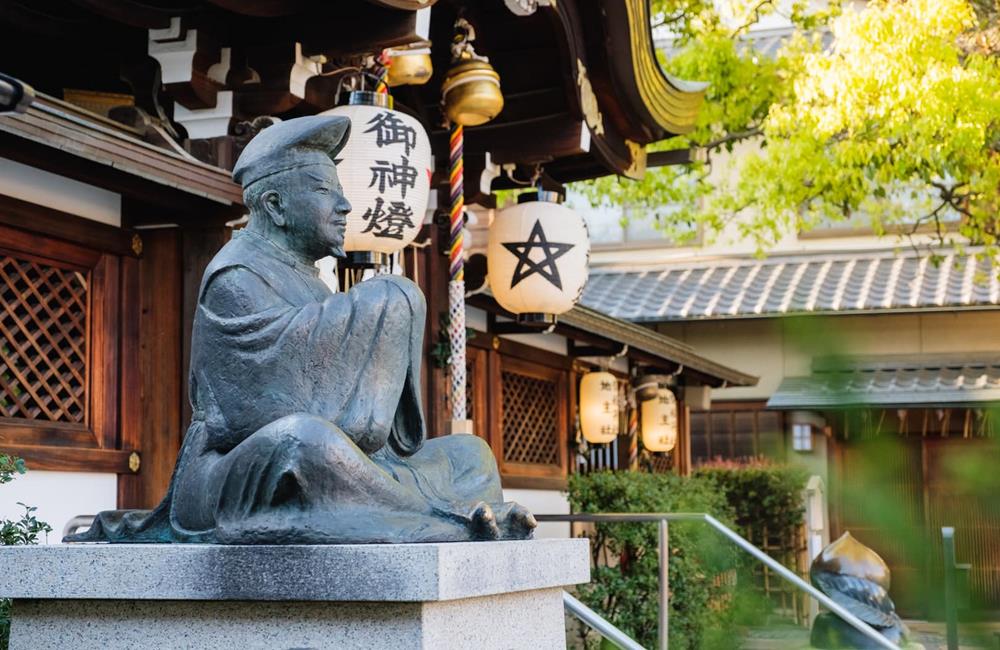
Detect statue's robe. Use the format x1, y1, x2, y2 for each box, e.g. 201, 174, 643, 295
69, 230, 504, 544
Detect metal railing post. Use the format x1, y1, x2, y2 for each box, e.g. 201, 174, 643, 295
659, 518, 669, 650
562, 591, 645, 650
942, 527, 959, 650
536, 512, 901, 650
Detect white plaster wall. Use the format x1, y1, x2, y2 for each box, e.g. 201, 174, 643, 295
657, 311, 1000, 402
0, 470, 117, 544
501, 332, 567, 356
0, 158, 121, 227
503, 488, 571, 540
468, 306, 570, 356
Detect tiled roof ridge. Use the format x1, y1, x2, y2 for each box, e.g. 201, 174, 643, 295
769, 351, 1000, 409
811, 352, 1000, 373
581, 246, 999, 321
589, 246, 983, 276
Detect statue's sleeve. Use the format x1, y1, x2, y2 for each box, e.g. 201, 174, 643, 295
198, 266, 425, 455
313, 275, 427, 456
202, 265, 287, 318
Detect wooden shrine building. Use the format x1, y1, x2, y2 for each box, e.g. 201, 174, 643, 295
0, 0, 755, 535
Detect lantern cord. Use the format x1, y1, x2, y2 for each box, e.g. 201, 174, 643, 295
448, 122, 467, 425
503, 163, 542, 187
464, 279, 489, 299
608, 343, 629, 362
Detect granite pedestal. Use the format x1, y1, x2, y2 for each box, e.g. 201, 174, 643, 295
0, 538, 590, 649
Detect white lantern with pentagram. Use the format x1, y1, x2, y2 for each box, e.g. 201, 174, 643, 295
487, 190, 590, 324
579, 370, 619, 444
320, 91, 432, 267
641, 387, 678, 453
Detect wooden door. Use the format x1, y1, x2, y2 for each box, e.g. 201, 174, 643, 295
832, 438, 927, 616
924, 438, 1000, 613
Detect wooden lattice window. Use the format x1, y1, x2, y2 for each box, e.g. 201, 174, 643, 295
0, 222, 122, 467
493, 355, 568, 479
501, 370, 559, 465
690, 402, 785, 466
0, 254, 88, 423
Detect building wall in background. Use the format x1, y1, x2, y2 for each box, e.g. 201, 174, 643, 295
0, 158, 121, 227
656, 310, 1000, 402
0, 470, 117, 544
503, 488, 570, 539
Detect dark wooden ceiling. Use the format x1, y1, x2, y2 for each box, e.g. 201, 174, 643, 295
0, 0, 704, 202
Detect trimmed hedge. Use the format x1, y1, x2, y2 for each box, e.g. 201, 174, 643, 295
567, 471, 740, 649
693, 461, 808, 546
567, 463, 809, 649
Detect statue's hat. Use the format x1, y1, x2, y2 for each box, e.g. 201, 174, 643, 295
232, 115, 351, 188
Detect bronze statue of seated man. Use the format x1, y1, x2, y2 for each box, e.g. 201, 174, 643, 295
68, 115, 535, 544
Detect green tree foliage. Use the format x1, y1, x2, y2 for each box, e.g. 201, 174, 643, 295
575, 0, 1000, 258
0, 455, 51, 649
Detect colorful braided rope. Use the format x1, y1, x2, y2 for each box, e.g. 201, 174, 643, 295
448, 124, 464, 281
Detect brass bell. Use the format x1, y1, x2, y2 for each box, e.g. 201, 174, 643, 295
386, 47, 433, 87
441, 59, 503, 127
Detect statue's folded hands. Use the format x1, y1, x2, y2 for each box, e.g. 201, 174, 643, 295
66, 115, 535, 545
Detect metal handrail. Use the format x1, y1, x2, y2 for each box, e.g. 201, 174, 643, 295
538, 512, 900, 650
563, 591, 645, 650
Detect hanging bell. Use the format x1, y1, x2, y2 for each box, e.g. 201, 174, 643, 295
441, 58, 503, 126
386, 46, 433, 87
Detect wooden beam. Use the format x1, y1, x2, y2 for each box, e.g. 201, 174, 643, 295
204, 0, 311, 17
500, 474, 568, 491
649, 149, 692, 167
69, 0, 173, 30
0, 193, 138, 257
3, 444, 135, 474
432, 115, 589, 167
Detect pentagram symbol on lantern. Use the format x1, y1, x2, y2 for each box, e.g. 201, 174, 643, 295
501, 220, 575, 290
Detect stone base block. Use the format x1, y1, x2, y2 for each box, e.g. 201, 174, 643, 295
2, 539, 589, 650
12, 588, 565, 649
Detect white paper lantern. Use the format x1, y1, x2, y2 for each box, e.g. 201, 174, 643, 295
487, 191, 590, 323
320, 91, 432, 266
641, 387, 678, 453
579, 371, 619, 444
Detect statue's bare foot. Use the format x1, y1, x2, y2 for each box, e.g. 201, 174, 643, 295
469, 501, 501, 540
495, 502, 537, 540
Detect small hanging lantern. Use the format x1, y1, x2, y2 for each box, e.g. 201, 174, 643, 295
579, 370, 620, 444
320, 90, 433, 267
487, 189, 590, 325
641, 386, 678, 453
441, 18, 503, 126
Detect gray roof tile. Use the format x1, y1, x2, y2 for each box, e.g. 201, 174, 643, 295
768, 354, 1000, 408
582, 249, 1000, 321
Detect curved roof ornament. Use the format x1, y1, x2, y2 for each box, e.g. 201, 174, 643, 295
621, 0, 708, 136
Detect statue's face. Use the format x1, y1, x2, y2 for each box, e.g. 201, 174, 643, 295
281, 163, 352, 260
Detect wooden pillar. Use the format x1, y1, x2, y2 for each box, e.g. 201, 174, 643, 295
117, 228, 183, 509
676, 401, 692, 476
419, 223, 451, 438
